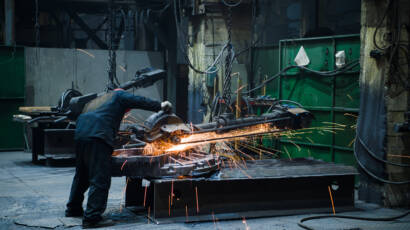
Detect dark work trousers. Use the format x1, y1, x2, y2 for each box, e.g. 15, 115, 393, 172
66, 138, 113, 221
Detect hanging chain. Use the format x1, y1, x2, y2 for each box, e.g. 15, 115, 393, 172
222, 6, 233, 111
34, 0, 40, 46
107, 0, 117, 90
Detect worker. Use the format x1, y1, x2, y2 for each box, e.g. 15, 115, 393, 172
65, 89, 172, 228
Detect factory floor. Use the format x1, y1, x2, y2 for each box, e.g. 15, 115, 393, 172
0, 151, 409, 230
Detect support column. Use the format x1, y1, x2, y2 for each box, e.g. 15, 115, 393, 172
4, 0, 15, 46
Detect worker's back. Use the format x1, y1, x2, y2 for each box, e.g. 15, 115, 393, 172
75, 90, 161, 147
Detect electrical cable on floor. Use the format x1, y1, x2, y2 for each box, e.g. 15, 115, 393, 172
298, 211, 410, 230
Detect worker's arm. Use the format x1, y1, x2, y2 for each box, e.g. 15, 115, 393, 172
118, 91, 161, 112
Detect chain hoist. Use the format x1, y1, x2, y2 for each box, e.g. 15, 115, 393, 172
107, 0, 118, 90
222, 6, 233, 112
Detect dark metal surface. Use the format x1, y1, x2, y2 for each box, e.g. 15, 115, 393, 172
26, 122, 72, 163
43, 129, 75, 156
125, 158, 357, 223
112, 151, 220, 178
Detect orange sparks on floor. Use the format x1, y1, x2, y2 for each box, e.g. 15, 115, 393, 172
242, 217, 250, 230
195, 186, 199, 213
168, 195, 171, 216
143, 186, 148, 207
120, 160, 127, 171
328, 186, 336, 215
171, 180, 174, 206
212, 212, 217, 229
185, 205, 189, 222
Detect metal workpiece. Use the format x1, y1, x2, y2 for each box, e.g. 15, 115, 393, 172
111, 150, 221, 178
125, 158, 357, 224
125, 105, 313, 148
195, 106, 312, 132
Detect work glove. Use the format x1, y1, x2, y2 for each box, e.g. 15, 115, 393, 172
161, 101, 173, 113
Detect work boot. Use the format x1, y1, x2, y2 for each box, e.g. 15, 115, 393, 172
82, 218, 114, 229
65, 208, 84, 218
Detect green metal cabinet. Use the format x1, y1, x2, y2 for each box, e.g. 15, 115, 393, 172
252, 35, 360, 167
0, 46, 25, 150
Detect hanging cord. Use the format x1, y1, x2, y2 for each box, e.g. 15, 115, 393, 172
353, 137, 410, 184
356, 134, 410, 167
173, 0, 226, 74
373, 0, 393, 51
221, 0, 242, 7
243, 60, 360, 94
298, 211, 410, 230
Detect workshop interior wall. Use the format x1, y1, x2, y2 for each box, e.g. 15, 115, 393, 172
25, 48, 164, 120
360, 0, 410, 207
187, 1, 252, 123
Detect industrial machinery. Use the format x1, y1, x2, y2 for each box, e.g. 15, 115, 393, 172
13, 68, 166, 162
107, 103, 353, 224
111, 105, 313, 178
110, 106, 357, 224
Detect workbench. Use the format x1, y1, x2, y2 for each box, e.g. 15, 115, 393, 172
13, 106, 75, 163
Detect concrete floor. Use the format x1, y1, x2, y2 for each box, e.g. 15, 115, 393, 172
0, 151, 409, 230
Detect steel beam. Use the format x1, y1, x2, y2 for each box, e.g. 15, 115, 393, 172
65, 9, 108, 49
125, 158, 357, 223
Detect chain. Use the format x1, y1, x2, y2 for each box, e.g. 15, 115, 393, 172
107, 0, 117, 90
34, 0, 40, 46
222, 6, 233, 111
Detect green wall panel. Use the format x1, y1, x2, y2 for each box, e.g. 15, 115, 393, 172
280, 143, 332, 162
281, 74, 333, 107
251, 46, 280, 97
252, 35, 360, 166
0, 100, 24, 149
335, 74, 360, 108
0, 46, 25, 150
0, 47, 25, 98
334, 112, 357, 148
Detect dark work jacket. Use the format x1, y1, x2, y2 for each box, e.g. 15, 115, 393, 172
75, 90, 161, 147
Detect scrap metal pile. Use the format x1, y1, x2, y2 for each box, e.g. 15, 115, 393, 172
111, 106, 313, 178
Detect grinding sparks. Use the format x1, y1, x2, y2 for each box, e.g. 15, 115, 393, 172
143, 186, 148, 207
195, 186, 199, 213
328, 186, 336, 215
168, 195, 171, 216
185, 205, 189, 222
171, 180, 174, 206
120, 160, 127, 171
76, 48, 95, 58
242, 217, 250, 230
165, 124, 280, 153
